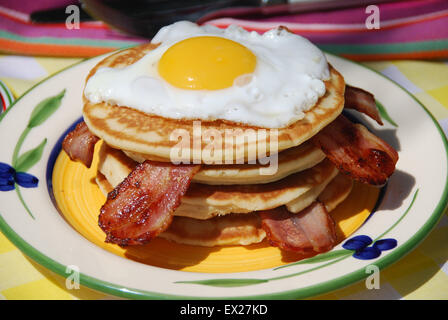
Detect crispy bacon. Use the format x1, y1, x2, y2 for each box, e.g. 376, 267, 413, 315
62, 121, 99, 168
312, 115, 398, 185
260, 202, 337, 254
98, 161, 200, 246
344, 85, 383, 125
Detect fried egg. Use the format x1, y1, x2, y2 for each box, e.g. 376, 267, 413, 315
84, 21, 330, 128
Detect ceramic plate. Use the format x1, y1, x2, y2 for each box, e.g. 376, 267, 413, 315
0, 52, 447, 299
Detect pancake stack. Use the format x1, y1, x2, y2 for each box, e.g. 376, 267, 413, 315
61, 22, 398, 257
81, 43, 353, 248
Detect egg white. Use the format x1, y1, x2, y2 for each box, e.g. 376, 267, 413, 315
84, 21, 330, 128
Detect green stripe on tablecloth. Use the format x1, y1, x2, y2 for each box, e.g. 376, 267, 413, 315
0, 30, 141, 48
318, 39, 448, 55
3, 30, 448, 55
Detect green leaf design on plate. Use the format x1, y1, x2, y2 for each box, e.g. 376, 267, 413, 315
273, 250, 352, 270
14, 138, 47, 172
10, 89, 66, 220
15, 187, 35, 220
175, 278, 269, 287
27, 89, 65, 128
376, 100, 398, 127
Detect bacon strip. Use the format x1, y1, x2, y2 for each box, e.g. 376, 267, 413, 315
260, 202, 336, 254
312, 115, 398, 186
345, 85, 383, 125
98, 161, 200, 246
62, 121, 99, 168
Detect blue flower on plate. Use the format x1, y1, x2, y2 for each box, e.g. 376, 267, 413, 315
0, 162, 38, 191
342, 235, 397, 260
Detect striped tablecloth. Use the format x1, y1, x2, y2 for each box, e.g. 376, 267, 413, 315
1, 0, 448, 60
0, 55, 447, 300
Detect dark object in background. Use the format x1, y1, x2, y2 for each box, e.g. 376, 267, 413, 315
30, 1, 94, 23
31, 0, 401, 38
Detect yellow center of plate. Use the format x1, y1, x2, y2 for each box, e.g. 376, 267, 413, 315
52, 142, 379, 273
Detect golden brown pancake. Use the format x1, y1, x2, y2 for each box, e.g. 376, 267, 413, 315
83, 44, 345, 164
178, 160, 338, 219
96, 171, 353, 247
124, 140, 325, 185
318, 172, 354, 212
97, 142, 339, 219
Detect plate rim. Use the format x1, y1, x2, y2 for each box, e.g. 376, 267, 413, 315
0, 52, 447, 300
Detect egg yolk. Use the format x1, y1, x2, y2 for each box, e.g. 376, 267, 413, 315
158, 36, 256, 90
